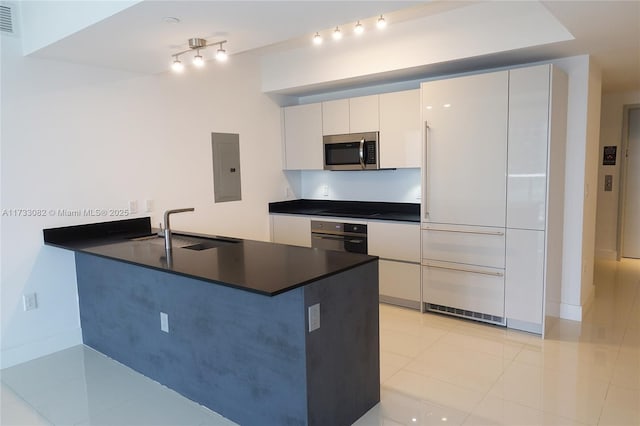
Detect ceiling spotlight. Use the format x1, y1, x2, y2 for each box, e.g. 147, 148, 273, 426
193, 51, 205, 67
332, 26, 342, 40
216, 43, 228, 61
377, 15, 387, 29
313, 32, 323, 45
354, 20, 364, 35
171, 57, 184, 72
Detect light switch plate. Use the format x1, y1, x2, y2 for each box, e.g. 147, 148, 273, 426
308, 303, 320, 332
160, 312, 169, 333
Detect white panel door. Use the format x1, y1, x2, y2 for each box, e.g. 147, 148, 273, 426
322, 99, 349, 135
422, 71, 508, 227
349, 95, 379, 133
623, 107, 640, 258
283, 104, 323, 170
507, 65, 550, 230
505, 229, 545, 325
379, 89, 421, 169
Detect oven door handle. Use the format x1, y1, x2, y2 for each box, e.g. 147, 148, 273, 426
312, 234, 346, 241
359, 138, 365, 169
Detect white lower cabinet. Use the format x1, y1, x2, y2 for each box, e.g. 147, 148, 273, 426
270, 215, 311, 247
422, 261, 505, 322
368, 221, 421, 310
505, 229, 545, 333
379, 260, 421, 310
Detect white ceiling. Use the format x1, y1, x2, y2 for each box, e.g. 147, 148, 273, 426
23, 0, 640, 94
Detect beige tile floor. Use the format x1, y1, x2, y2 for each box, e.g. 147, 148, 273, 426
1, 258, 638, 425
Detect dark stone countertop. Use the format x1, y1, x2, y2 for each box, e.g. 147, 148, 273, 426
269, 199, 420, 223
43, 217, 377, 297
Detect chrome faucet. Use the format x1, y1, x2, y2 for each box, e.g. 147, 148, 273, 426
163, 208, 195, 251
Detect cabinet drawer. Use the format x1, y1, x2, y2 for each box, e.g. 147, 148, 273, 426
421, 224, 505, 268
368, 221, 420, 262
422, 261, 505, 320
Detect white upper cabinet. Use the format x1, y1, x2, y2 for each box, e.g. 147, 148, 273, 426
507, 65, 551, 230
322, 96, 379, 135
421, 71, 509, 227
322, 99, 349, 135
282, 103, 323, 170
379, 89, 421, 169
349, 95, 379, 133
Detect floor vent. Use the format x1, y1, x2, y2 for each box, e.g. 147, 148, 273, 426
425, 303, 506, 326
0, 3, 14, 34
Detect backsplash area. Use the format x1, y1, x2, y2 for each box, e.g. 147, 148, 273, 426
300, 169, 421, 203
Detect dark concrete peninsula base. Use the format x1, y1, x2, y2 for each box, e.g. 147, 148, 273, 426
75, 252, 380, 426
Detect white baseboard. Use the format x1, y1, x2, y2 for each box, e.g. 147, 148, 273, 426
595, 249, 617, 260
546, 300, 583, 321
1, 328, 82, 369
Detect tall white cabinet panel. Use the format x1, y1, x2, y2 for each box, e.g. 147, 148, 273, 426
505, 229, 545, 332
283, 104, 323, 170
270, 215, 311, 247
422, 71, 508, 227
507, 65, 551, 230
322, 99, 349, 135
379, 89, 421, 169
349, 95, 379, 133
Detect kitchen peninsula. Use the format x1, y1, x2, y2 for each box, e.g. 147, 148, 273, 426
43, 217, 380, 426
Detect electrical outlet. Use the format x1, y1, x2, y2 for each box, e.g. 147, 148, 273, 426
308, 303, 320, 332
23, 293, 38, 311
160, 312, 169, 333
145, 199, 154, 212
129, 200, 138, 214
321, 185, 329, 197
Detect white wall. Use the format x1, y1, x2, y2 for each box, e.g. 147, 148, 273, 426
19, 0, 140, 55
596, 90, 640, 258
552, 55, 602, 320
0, 35, 286, 368
300, 169, 420, 203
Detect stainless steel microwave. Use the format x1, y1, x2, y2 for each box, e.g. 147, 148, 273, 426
323, 131, 380, 171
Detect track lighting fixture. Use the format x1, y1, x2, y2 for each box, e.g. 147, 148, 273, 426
313, 32, 323, 45
377, 15, 387, 29
170, 38, 228, 72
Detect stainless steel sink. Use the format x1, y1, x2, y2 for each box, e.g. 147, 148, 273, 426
130, 234, 238, 250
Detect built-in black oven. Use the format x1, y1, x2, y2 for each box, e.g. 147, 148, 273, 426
310, 220, 367, 254
323, 131, 379, 171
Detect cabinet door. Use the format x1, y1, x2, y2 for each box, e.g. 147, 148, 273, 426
379, 89, 421, 169
505, 229, 544, 327
422, 71, 508, 227
270, 215, 311, 247
368, 221, 420, 262
349, 95, 379, 133
322, 99, 349, 135
283, 104, 323, 170
379, 260, 421, 308
507, 65, 550, 230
